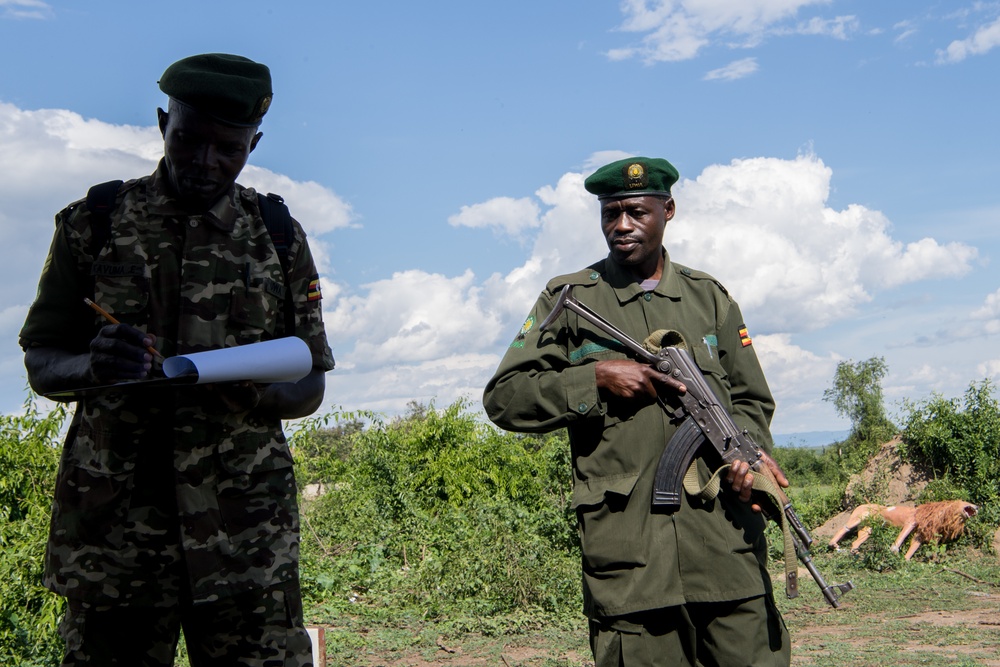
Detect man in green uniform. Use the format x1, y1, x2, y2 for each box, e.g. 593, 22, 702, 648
483, 157, 791, 666
19, 54, 335, 666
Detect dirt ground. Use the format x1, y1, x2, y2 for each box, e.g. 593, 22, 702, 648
314, 585, 1000, 667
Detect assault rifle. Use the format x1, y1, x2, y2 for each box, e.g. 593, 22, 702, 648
539, 284, 853, 608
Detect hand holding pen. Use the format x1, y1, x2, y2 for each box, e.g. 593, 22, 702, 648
84, 298, 162, 382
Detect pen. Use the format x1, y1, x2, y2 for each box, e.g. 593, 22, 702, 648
84, 297, 163, 359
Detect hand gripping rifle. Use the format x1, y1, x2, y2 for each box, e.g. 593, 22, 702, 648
540, 285, 853, 608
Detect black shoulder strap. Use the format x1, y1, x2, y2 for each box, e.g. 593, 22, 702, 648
257, 192, 294, 276
85, 179, 124, 256
257, 192, 296, 335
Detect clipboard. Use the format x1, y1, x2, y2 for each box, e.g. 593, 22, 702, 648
44, 337, 313, 400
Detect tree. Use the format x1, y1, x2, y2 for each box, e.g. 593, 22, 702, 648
822, 357, 897, 471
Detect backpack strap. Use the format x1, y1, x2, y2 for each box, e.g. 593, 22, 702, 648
257, 192, 293, 275
256, 192, 296, 335
85, 179, 125, 256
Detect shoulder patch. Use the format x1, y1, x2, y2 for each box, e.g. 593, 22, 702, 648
509, 315, 535, 349
738, 324, 753, 347
307, 274, 322, 301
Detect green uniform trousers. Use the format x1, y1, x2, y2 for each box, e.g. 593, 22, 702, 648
589, 595, 790, 667
57, 579, 313, 667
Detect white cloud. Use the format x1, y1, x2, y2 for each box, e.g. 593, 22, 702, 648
666, 154, 977, 330
583, 150, 635, 173
327, 353, 499, 415
788, 15, 858, 39
704, 57, 759, 81
893, 20, 917, 45
447, 196, 541, 235
978, 358, 1000, 380
936, 16, 1000, 63
610, 0, 840, 63
325, 269, 504, 369
972, 288, 1000, 334
972, 288, 1000, 319
314, 151, 980, 430
0, 0, 51, 20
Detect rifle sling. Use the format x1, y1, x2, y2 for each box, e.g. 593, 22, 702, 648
682, 459, 800, 599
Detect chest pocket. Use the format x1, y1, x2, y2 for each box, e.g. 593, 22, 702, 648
92, 263, 150, 325
229, 273, 284, 343
691, 340, 730, 395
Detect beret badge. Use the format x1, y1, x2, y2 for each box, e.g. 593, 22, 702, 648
624, 162, 648, 190
255, 94, 273, 121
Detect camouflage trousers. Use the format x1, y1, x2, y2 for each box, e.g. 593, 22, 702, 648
57, 579, 313, 667
588, 595, 790, 667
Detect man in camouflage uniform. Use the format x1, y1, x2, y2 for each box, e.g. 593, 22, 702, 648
484, 157, 791, 666
19, 53, 335, 666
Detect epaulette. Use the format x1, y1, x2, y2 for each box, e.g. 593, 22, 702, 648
673, 262, 731, 298
545, 260, 607, 293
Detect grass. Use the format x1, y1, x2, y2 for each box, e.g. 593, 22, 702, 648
304, 548, 1000, 667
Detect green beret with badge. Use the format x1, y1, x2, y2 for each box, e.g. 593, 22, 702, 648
584, 156, 680, 200
158, 53, 272, 127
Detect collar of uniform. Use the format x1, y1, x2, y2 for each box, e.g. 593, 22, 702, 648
145, 160, 239, 232
604, 248, 682, 304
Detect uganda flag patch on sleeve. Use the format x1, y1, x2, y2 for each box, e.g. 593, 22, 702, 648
307, 275, 322, 301
738, 325, 752, 347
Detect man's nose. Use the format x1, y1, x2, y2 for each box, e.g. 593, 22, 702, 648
191, 144, 217, 168
612, 212, 635, 231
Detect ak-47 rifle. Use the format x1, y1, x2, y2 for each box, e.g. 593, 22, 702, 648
539, 284, 853, 608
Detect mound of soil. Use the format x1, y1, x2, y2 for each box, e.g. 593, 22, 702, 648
811, 436, 932, 541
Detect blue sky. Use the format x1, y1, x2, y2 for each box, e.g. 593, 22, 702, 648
1, 0, 998, 435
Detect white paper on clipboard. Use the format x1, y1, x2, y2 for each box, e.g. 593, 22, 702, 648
162, 337, 312, 384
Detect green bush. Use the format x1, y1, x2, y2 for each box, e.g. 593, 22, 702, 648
899, 380, 1000, 553
900, 380, 1000, 509
0, 397, 66, 667
293, 400, 581, 624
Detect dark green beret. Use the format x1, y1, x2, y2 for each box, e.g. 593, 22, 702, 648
584, 157, 679, 200
158, 53, 272, 127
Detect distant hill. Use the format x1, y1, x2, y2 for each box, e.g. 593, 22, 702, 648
773, 430, 849, 449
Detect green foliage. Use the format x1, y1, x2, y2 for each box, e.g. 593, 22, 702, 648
0, 397, 66, 667
900, 379, 1000, 510
898, 380, 1000, 552
288, 409, 374, 485
773, 446, 850, 532
294, 400, 580, 624
852, 518, 905, 572
822, 357, 897, 472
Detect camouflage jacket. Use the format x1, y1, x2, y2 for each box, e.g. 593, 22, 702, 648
19, 161, 335, 605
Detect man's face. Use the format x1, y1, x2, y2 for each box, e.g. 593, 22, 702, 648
600, 195, 674, 278
158, 101, 261, 211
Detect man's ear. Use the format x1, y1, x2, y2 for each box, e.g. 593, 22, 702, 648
250, 131, 263, 153
157, 107, 168, 138
663, 197, 676, 224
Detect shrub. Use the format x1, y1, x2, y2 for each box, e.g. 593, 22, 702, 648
900, 380, 1000, 551
0, 397, 66, 667
293, 400, 581, 623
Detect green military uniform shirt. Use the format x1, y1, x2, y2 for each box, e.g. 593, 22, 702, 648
484, 251, 776, 618
19, 162, 335, 605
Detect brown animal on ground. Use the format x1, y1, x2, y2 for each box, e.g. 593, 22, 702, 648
828, 500, 978, 560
